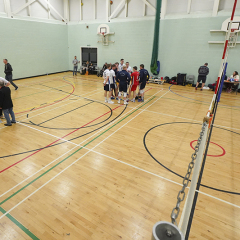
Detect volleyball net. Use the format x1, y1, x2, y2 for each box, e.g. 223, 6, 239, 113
152, 1, 238, 239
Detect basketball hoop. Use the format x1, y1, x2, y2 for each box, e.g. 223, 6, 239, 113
227, 28, 238, 47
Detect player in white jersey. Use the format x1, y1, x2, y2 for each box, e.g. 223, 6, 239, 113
103, 64, 114, 104
110, 64, 118, 100
118, 59, 124, 72
126, 62, 132, 75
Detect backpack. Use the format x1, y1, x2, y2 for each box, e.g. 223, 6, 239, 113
164, 76, 170, 83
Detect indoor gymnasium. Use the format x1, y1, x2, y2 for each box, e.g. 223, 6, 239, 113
0, 0, 240, 239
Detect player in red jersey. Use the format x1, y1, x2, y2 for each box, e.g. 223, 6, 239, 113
129, 66, 139, 102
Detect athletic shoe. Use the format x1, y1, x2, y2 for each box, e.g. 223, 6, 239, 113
105, 99, 108, 103
108, 100, 114, 104
118, 100, 120, 104
111, 96, 115, 99
131, 99, 135, 102
124, 101, 128, 105
195, 87, 197, 90
4, 124, 12, 126
15, 87, 18, 90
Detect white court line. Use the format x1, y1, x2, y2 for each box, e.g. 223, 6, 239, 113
1, 89, 240, 216
0, 88, 167, 220
0, 89, 163, 198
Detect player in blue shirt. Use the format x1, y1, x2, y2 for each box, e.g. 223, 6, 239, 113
138, 64, 149, 102
116, 65, 131, 105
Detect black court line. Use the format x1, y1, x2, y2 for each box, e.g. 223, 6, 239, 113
0, 105, 127, 159
143, 122, 240, 195
36, 101, 93, 126
22, 99, 113, 130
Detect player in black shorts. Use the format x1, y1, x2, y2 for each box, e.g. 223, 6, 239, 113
103, 64, 114, 104
116, 65, 131, 105
138, 64, 149, 102
196, 63, 209, 91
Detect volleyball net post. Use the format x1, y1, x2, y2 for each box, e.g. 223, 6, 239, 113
151, 1, 237, 239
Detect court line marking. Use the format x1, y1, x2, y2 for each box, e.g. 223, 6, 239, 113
0, 104, 122, 174
2, 87, 240, 224
12, 83, 71, 100
0, 89, 165, 220
0, 88, 101, 130
0, 90, 157, 198
15, 77, 75, 114
1, 88, 240, 224
78, 97, 240, 132
5, 119, 240, 210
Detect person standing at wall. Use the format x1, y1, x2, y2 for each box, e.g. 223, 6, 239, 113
195, 63, 209, 91
3, 59, 18, 90
72, 56, 80, 76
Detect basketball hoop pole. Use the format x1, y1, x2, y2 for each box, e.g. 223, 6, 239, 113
207, 0, 238, 118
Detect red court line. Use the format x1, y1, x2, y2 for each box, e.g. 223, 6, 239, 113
0, 104, 123, 174
190, 140, 226, 157
15, 79, 75, 115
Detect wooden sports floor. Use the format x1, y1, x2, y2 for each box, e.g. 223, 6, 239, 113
0, 72, 239, 240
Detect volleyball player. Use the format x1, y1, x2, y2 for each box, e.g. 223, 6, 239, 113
129, 66, 139, 102
138, 64, 149, 102
103, 64, 114, 104
110, 64, 118, 100
116, 65, 131, 105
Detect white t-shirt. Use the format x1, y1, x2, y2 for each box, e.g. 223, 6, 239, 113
127, 66, 132, 74
0, 77, 9, 86
103, 69, 110, 84
109, 69, 116, 84
118, 63, 124, 72
230, 74, 239, 80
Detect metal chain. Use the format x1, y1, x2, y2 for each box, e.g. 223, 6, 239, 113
171, 122, 208, 226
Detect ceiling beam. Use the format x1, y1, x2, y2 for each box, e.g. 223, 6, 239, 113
26, 0, 31, 16
187, 0, 192, 14
109, 0, 125, 19
212, 0, 220, 17
143, 1, 146, 16
141, 0, 156, 13
47, 0, 50, 19
125, 0, 128, 18
63, 0, 69, 22
161, 0, 167, 19
80, 0, 82, 21
3, 0, 12, 18
12, 0, 36, 15
41, 0, 65, 21
93, 0, 96, 20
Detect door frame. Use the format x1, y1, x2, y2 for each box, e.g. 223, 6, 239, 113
80, 46, 98, 67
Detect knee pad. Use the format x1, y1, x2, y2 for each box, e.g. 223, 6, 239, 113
118, 92, 122, 97
140, 89, 144, 94
123, 92, 127, 97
